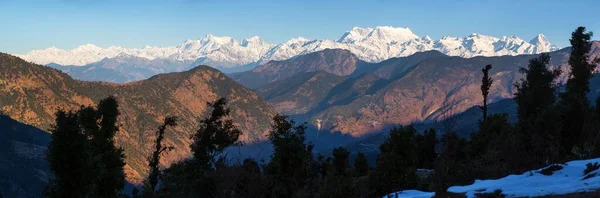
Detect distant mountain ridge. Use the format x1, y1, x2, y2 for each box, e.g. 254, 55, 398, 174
243, 42, 600, 138
16, 26, 560, 82
232, 49, 365, 88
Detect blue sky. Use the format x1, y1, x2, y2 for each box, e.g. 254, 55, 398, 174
1, 0, 599, 54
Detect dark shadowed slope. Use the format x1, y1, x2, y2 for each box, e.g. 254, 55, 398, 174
257, 71, 347, 115
0, 114, 51, 198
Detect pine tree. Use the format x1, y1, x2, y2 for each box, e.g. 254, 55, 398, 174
368, 125, 419, 197
92, 96, 126, 197
515, 53, 561, 125
514, 53, 562, 168
265, 114, 316, 197
45, 96, 127, 198
45, 111, 92, 198
191, 97, 241, 169
560, 26, 595, 157
469, 113, 517, 178
161, 97, 242, 197
432, 131, 469, 193
144, 116, 177, 195
232, 158, 263, 197
416, 128, 437, 169
480, 64, 493, 121
332, 147, 350, 176
354, 152, 369, 177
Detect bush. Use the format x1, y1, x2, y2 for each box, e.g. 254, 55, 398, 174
475, 189, 505, 198
584, 162, 600, 175
539, 165, 563, 176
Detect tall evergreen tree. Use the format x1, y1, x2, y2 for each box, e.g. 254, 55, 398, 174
415, 128, 437, 169
514, 53, 562, 167
560, 26, 595, 156
45, 96, 127, 198
332, 147, 350, 176
354, 152, 369, 177
368, 125, 419, 197
480, 64, 493, 121
161, 98, 242, 197
265, 114, 316, 197
191, 97, 241, 169
432, 131, 469, 193
469, 113, 518, 179
93, 96, 126, 197
45, 111, 91, 198
515, 53, 561, 125
145, 116, 178, 195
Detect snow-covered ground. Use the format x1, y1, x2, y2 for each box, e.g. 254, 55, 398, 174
386, 190, 435, 198
386, 158, 600, 198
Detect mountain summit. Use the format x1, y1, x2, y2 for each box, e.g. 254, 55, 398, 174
15, 26, 562, 82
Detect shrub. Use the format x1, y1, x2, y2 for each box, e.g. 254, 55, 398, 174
584, 162, 600, 175
539, 165, 563, 176
475, 189, 505, 198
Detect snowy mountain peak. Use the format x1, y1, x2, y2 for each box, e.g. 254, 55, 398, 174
287, 37, 310, 44
422, 35, 433, 42
500, 35, 524, 43
16, 26, 562, 68
337, 27, 373, 43
338, 26, 417, 43
74, 44, 102, 51
242, 36, 266, 47
200, 34, 235, 45
530, 34, 550, 45
368, 26, 418, 42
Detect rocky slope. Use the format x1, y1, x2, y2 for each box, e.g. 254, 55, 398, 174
0, 53, 277, 184
252, 42, 600, 138
232, 49, 365, 88
16, 26, 560, 82
257, 71, 347, 115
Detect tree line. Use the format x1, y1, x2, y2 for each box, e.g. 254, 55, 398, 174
44, 26, 599, 197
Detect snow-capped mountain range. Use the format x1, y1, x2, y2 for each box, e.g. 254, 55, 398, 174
15, 26, 560, 79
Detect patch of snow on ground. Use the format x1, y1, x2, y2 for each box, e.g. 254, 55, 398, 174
385, 158, 600, 198
385, 190, 435, 198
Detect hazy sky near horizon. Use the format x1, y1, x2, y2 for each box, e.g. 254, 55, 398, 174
1, 0, 599, 54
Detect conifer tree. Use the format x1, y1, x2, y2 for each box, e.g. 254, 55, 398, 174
161, 97, 241, 197
480, 64, 493, 121
265, 114, 316, 197
560, 27, 595, 156
515, 53, 561, 125
332, 147, 350, 176
416, 128, 437, 169
45, 96, 127, 198
354, 152, 369, 177
433, 131, 469, 193
191, 97, 241, 169
368, 125, 419, 197
45, 111, 91, 198
144, 116, 177, 195
93, 96, 126, 197
514, 53, 562, 166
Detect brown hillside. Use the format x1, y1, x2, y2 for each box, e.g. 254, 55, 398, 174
0, 53, 277, 184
